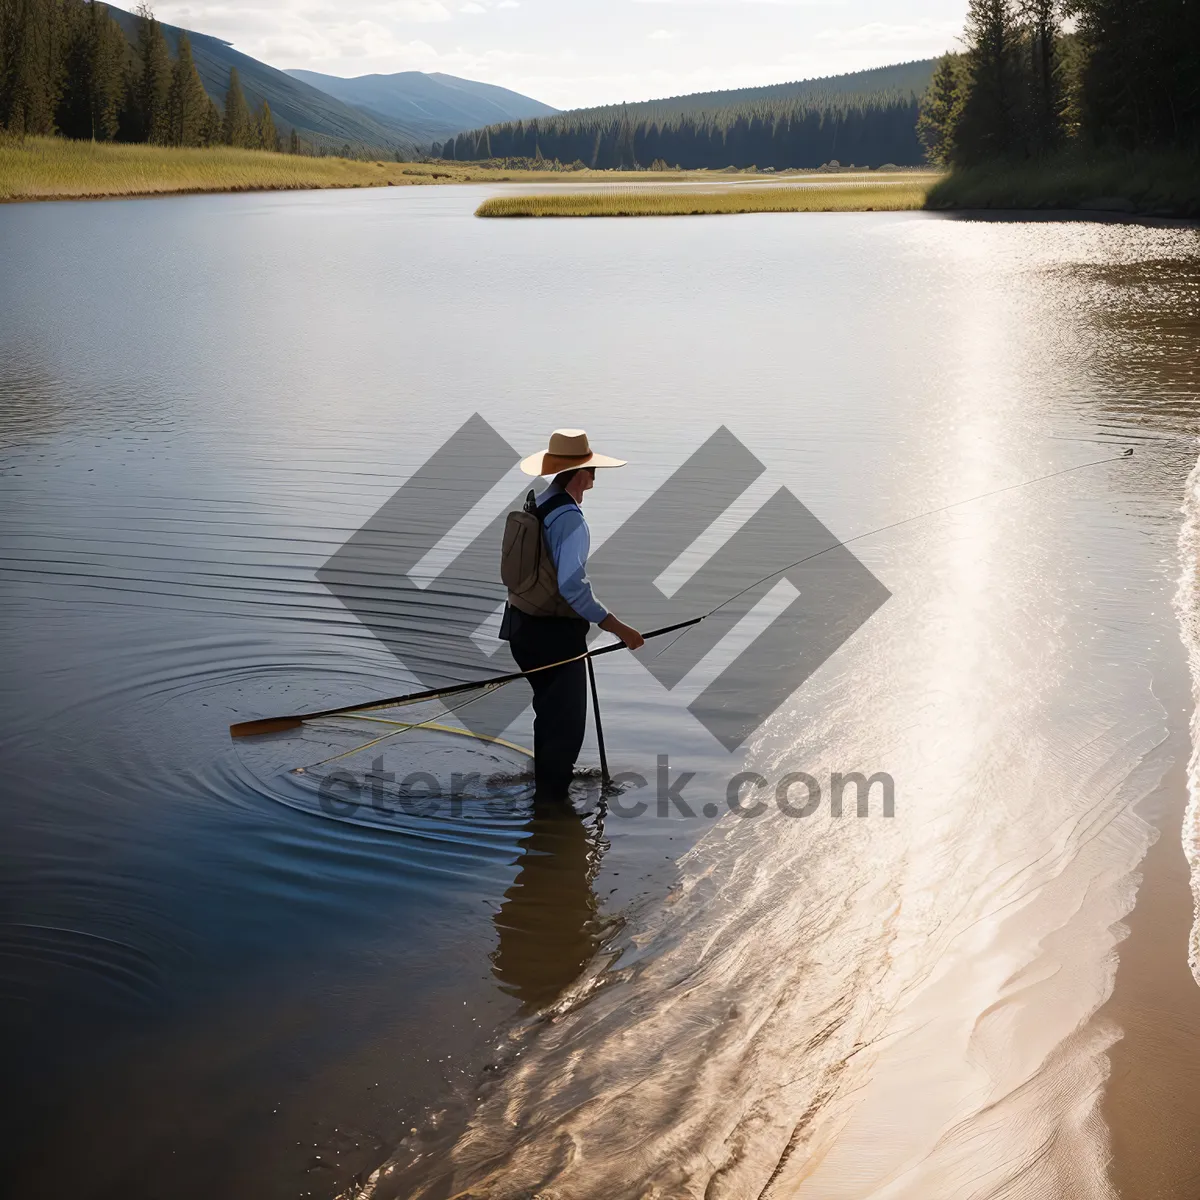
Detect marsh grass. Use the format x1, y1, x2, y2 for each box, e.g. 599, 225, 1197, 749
0, 137, 680, 202
0, 141, 943, 208
475, 179, 935, 218
0, 138, 419, 200
926, 152, 1200, 216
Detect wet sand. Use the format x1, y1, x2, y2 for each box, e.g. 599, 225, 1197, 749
1103, 754, 1200, 1199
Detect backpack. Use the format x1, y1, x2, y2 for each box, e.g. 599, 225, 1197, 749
500, 489, 579, 618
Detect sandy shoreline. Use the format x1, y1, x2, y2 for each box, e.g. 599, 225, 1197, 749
1102, 748, 1200, 1198
1101, 445, 1200, 1198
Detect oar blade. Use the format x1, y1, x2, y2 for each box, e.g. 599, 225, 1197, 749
229, 716, 304, 739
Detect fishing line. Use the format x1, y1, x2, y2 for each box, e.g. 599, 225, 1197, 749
232, 447, 1134, 747
291, 679, 519, 774
343, 714, 534, 758
652, 446, 1136, 659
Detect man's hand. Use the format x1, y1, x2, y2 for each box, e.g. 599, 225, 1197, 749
599, 614, 645, 651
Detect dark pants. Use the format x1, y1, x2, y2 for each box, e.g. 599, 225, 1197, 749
505, 607, 589, 801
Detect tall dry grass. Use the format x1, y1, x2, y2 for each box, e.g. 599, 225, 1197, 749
0, 138, 780, 203
475, 180, 935, 218
0, 137, 433, 201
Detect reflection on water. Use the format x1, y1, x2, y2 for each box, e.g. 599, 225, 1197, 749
492, 802, 606, 1010
3, 190, 1200, 1200
0, 348, 70, 451
377, 219, 1200, 1200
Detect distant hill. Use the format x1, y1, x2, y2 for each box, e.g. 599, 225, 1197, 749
286, 70, 558, 145
106, 5, 422, 156
446, 60, 937, 170
592, 60, 937, 121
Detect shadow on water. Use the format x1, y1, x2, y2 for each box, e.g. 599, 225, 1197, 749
491, 800, 608, 1011
928, 209, 1200, 230
362, 797, 613, 1200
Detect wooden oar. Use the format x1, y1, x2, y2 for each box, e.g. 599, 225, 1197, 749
228, 615, 705, 738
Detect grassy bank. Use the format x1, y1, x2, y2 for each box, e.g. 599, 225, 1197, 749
0, 137, 690, 202
0, 138, 419, 200
0, 139, 941, 207
926, 152, 1200, 218
475, 178, 936, 218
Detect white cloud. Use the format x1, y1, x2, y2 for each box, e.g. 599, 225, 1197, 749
157, 0, 452, 37
154, 1, 458, 77
389, 0, 453, 19
634, 0, 834, 6
151, 0, 964, 113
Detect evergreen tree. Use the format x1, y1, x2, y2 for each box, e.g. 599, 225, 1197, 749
1, 0, 67, 135
459, 90, 927, 171
133, 1, 169, 143
954, 0, 1019, 165
255, 98, 276, 151
615, 103, 637, 167
86, 1, 124, 140
0, 1, 8, 128
288, 125, 298, 154
220, 64, 251, 147
198, 94, 219, 146
917, 54, 963, 166
1056, 24, 1086, 141
478, 127, 490, 157
166, 31, 206, 146
1073, 0, 1200, 149
1020, 0, 1063, 155
115, 57, 138, 140
56, 0, 96, 139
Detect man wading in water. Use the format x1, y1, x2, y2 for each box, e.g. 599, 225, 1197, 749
500, 429, 644, 801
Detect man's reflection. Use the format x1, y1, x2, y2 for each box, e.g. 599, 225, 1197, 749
491, 800, 605, 1009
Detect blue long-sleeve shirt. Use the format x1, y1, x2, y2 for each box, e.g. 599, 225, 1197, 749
537, 485, 609, 624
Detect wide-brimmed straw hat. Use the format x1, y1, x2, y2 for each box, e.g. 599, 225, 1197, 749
519, 429, 627, 477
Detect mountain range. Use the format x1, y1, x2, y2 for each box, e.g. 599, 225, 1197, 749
447, 60, 937, 170
106, 5, 555, 155
552, 60, 937, 126
106, 5, 933, 163
286, 70, 558, 146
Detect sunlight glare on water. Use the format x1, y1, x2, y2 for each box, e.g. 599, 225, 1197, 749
371, 218, 1200, 1200
1, 189, 1198, 1200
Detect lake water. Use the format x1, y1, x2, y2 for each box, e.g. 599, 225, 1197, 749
2, 188, 1199, 1199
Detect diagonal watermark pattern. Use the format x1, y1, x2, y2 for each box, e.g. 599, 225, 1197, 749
318, 416, 889, 750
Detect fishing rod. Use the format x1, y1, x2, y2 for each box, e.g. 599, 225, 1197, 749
229, 445, 1134, 741
288, 652, 619, 779
228, 615, 704, 738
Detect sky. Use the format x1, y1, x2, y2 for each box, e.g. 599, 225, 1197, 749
152, 1, 967, 110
